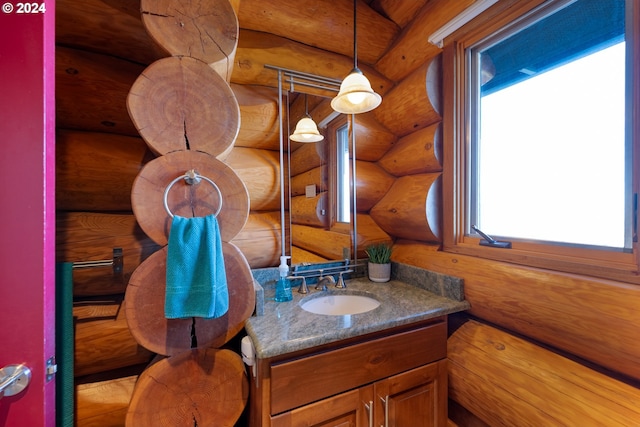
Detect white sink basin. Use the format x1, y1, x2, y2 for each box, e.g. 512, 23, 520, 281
301, 294, 380, 316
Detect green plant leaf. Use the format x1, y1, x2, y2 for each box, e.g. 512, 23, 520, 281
365, 243, 392, 264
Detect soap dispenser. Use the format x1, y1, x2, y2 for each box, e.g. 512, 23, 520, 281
274, 255, 293, 302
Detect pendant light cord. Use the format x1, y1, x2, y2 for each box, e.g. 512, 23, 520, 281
352, 0, 358, 70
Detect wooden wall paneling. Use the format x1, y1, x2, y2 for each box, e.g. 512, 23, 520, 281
231, 211, 282, 268
392, 240, 640, 382
56, 212, 161, 297
448, 320, 640, 426
290, 139, 327, 176
374, 0, 475, 82
56, 0, 163, 66
236, 0, 399, 64
291, 224, 351, 260
370, 173, 441, 242
75, 301, 153, 377
355, 214, 393, 253
73, 300, 122, 323
370, 0, 428, 28
291, 192, 328, 227
76, 375, 137, 427
353, 112, 397, 162
292, 214, 392, 260
232, 84, 279, 150
56, 130, 153, 212
292, 246, 330, 263
56, 47, 143, 137
378, 122, 442, 176
95, 0, 140, 19
140, 0, 238, 81
232, 30, 392, 95
355, 160, 395, 212
225, 147, 281, 212
291, 166, 327, 197
374, 54, 441, 137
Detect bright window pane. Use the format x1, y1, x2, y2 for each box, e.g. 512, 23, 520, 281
471, 0, 628, 249
337, 124, 350, 223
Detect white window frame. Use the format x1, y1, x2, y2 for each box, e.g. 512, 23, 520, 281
442, 0, 640, 283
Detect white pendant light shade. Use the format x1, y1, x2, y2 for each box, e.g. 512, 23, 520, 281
331, 68, 382, 114
290, 116, 324, 143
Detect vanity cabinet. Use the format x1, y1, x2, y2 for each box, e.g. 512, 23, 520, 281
371, 360, 447, 427
249, 316, 448, 427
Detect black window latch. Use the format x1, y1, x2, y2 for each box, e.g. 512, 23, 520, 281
471, 225, 512, 249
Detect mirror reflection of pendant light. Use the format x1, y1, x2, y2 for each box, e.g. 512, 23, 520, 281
290, 94, 324, 143
331, 0, 382, 114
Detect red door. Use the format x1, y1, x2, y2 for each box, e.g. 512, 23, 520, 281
0, 1, 56, 426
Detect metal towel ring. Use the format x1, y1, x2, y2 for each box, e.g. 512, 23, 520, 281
163, 169, 223, 218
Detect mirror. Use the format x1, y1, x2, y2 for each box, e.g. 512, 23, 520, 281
266, 65, 367, 267
283, 92, 357, 265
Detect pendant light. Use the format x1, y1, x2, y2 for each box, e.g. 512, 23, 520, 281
331, 0, 382, 114
290, 94, 324, 143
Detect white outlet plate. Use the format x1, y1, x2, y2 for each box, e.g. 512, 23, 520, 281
305, 184, 316, 198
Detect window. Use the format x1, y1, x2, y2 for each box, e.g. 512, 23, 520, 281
443, 0, 640, 281
326, 114, 352, 233
336, 123, 350, 223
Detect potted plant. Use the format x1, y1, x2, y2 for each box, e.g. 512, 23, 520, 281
365, 243, 392, 282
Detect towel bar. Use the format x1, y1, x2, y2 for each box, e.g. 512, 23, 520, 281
163, 169, 223, 218
72, 248, 124, 282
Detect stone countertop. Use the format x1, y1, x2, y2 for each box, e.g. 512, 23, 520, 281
244, 276, 470, 359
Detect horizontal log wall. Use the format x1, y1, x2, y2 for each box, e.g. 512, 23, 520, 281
237, 0, 399, 64
393, 240, 640, 383
74, 302, 153, 377
76, 375, 138, 427
448, 320, 640, 426
374, 54, 442, 137
233, 29, 393, 95
374, 0, 475, 82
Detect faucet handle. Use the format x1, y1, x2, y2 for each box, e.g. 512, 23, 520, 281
315, 269, 325, 291
335, 270, 353, 289
289, 276, 309, 294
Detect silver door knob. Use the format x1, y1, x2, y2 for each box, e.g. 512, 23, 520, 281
0, 364, 31, 398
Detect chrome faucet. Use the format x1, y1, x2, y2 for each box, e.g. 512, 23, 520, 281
315, 271, 336, 291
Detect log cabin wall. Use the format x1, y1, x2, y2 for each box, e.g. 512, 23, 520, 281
54, 0, 640, 425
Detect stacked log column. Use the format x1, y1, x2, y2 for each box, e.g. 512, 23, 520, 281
123, 1, 253, 425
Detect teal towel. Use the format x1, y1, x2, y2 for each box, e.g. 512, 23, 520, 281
165, 214, 229, 319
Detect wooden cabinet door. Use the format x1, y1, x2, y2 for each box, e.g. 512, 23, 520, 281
374, 360, 447, 427
271, 386, 374, 427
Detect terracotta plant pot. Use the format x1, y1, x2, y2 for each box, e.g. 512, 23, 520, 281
368, 262, 391, 283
